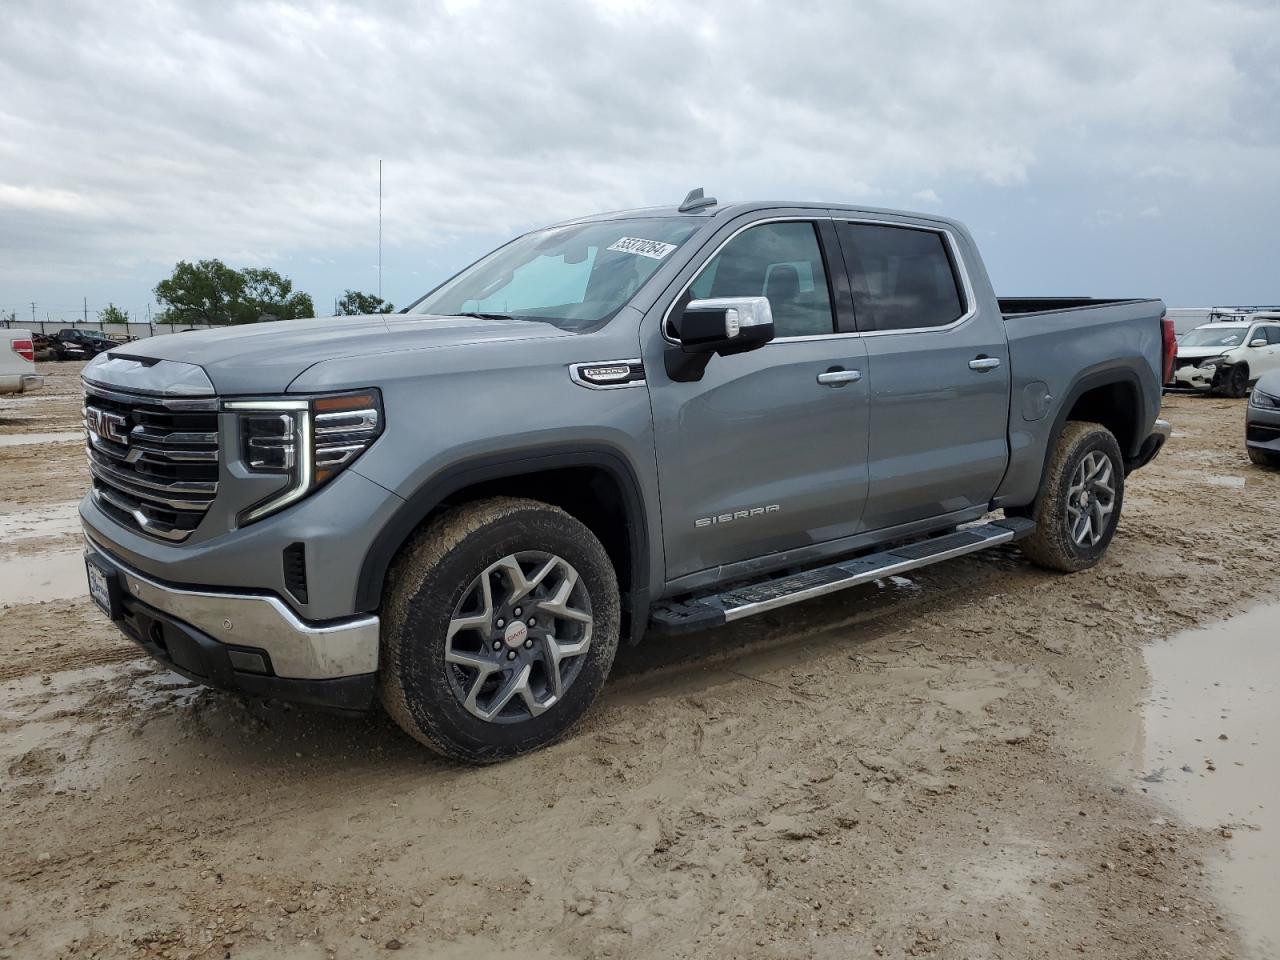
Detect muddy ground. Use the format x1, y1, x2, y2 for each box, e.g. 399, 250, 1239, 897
1, 363, 1277, 959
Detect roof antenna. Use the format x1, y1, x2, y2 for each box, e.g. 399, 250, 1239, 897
678, 187, 717, 213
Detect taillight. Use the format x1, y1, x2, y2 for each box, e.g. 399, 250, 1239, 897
11, 338, 35, 363
1160, 312, 1176, 385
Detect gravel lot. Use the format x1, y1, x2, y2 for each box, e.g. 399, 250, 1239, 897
2, 362, 1277, 959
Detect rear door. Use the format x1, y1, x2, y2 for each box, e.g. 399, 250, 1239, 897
644, 216, 870, 582
834, 219, 1011, 531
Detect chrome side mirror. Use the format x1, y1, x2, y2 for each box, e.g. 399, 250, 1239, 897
673, 297, 775, 355
665, 296, 776, 382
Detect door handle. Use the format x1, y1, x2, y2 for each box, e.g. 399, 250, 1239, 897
969, 356, 1001, 371
817, 368, 862, 386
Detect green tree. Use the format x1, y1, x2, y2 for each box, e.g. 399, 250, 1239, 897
336, 290, 395, 316
99, 304, 129, 325
154, 260, 315, 325
154, 259, 246, 325
238, 268, 314, 323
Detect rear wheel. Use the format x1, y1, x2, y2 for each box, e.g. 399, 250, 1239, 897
1019, 421, 1125, 573
379, 497, 620, 763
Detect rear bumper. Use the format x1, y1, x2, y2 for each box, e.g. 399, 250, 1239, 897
0, 373, 43, 394
1126, 418, 1172, 472
84, 537, 380, 710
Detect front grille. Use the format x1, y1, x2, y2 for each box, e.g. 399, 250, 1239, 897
84, 383, 220, 542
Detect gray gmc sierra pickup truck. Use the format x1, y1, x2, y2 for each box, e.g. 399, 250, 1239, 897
79, 190, 1175, 762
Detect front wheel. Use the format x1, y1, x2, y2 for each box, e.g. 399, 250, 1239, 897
1248, 445, 1280, 468
1019, 421, 1125, 573
379, 497, 620, 763
1215, 364, 1249, 398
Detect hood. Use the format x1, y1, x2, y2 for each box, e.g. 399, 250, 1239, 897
108, 314, 574, 394
1175, 346, 1231, 361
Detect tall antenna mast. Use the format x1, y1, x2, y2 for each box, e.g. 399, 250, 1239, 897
378, 159, 383, 301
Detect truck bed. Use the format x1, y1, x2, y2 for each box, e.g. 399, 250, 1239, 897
999, 297, 1154, 318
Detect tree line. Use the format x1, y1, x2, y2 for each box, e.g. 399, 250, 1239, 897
151, 259, 393, 325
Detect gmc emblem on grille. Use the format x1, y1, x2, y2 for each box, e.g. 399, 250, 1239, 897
85, 406, 131, 446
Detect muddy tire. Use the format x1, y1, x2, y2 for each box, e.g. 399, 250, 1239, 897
1019, 422, 1125, 573
1214, 363, 1249, 399
1247, 445, 1280, 468
379, 496, 620, 763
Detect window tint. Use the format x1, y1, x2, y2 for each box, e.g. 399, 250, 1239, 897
687, 222, 835, 338
839, 223, 966, 331
1264, 326, 1280, 345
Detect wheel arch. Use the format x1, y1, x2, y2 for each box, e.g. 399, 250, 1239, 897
1015, 363, 1149, 519
355, 445, 651, 642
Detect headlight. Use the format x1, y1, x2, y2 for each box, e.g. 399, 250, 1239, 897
226, 389, 383, 525
1252, 388, 1280, 409
1198, 355, 1227, 369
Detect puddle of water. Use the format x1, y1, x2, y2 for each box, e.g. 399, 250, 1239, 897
0, 550, 87, 604
0, 430, 82, 448
1142, 604, 1280, 958
0, 500, 82, 541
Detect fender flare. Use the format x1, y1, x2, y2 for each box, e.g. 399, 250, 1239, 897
353, 444, 651, 622
1024, 363, 1149, 514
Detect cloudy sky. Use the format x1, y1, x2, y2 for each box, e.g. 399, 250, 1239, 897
2, 0, 1279, 324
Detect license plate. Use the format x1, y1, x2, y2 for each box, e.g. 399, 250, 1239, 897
85, 556, 118, 619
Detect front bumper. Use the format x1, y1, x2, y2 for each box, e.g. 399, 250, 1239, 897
85, 538, 380, 710
1171, 366, 1215, 391
1246, 399, 1280, 454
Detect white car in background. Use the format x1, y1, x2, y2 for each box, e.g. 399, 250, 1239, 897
0, 329, 45, 395
1172, 317, 1280, 397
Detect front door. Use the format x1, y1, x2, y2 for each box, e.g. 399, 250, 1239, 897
834, 219, 1011, 531
644, 218, 870, 582
1250, 323, 1280, 377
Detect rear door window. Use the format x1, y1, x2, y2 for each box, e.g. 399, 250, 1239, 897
837, 223, 966, 332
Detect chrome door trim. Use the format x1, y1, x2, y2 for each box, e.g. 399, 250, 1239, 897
833, 216, 979, 337
658, 213, 983, 346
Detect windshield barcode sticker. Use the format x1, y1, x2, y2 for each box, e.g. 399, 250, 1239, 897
607, 237, 678, 260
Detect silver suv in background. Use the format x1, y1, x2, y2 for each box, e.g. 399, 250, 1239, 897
79, 191, 1173, 762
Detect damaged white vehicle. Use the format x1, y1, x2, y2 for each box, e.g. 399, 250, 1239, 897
1172, 317, 1280, 397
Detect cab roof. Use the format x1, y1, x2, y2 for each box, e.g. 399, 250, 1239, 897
552, 197, 965, 232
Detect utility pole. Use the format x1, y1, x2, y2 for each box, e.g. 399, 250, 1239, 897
378, 159, 383, 301
84, 297, 88, 324
31, 302, 36, 324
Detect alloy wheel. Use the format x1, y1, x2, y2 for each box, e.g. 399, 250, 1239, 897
443, 551, 593, 723
1065, 450, 1116, 547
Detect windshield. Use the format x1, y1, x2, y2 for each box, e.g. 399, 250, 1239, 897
1180, 326, 1249, 348
410, 218, 701, 329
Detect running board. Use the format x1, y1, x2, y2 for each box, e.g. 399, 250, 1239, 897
649, 517, 1036, 633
